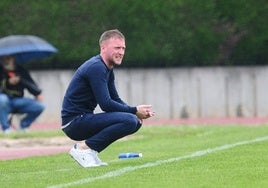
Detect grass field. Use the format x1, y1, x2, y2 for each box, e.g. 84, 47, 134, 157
1, 124, 268, 188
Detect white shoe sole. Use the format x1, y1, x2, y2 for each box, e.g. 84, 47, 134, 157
98, 161, 108, 166
69, 147, 100, 168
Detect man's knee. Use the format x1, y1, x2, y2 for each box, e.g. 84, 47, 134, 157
124, 113, 138, 124
34, 102, 45, 114
38, 102, 45, 112
123, 113, 140, 133
26, 101, 45, 115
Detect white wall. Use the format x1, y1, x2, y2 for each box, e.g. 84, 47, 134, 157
28, 67, 268, 123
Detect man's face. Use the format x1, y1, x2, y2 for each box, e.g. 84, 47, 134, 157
101, 37, 125, 67
1, 55, 15, 71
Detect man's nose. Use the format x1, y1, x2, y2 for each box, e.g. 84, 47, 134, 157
119, 48, 125, 55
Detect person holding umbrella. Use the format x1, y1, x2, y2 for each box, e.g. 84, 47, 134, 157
0, 35, 57, 133
0, 55, 45, 133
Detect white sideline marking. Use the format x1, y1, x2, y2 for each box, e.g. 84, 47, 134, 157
48, 136, 268, 188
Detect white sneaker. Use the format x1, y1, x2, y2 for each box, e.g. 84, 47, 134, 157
3, 128, 12, 134
69, 144, 100, 168
92, 150, 108, 166
19, 127, 29, 133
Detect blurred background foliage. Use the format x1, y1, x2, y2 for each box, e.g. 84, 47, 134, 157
0, 0, 267, 69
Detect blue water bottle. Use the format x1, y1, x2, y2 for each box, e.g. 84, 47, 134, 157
118, 152, 143, 159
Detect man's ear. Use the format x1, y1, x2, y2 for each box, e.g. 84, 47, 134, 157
100, 44, 106, 52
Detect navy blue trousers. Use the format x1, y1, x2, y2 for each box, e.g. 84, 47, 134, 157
62, 112, 142, 152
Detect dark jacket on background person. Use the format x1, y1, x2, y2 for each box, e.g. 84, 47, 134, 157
0, 64, 42, 98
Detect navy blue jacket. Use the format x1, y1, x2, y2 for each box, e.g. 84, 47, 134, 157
61, 55, 137, 124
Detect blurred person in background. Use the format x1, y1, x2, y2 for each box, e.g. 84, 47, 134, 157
0, 55, 45, 134
61, 29, 155, 167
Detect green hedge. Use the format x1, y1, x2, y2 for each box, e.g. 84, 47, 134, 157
0, 0, 267, 69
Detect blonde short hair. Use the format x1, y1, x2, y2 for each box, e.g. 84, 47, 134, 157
99, 29, 125, 45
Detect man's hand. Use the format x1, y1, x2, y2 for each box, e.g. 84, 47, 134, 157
136, 104, 155, 119
36, 94, 44, 102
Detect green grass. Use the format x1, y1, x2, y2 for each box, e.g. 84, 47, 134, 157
1, 125, 268, 188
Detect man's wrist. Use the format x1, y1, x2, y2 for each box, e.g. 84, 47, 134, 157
130, 106, 137, 114
134, 106, 137, 114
